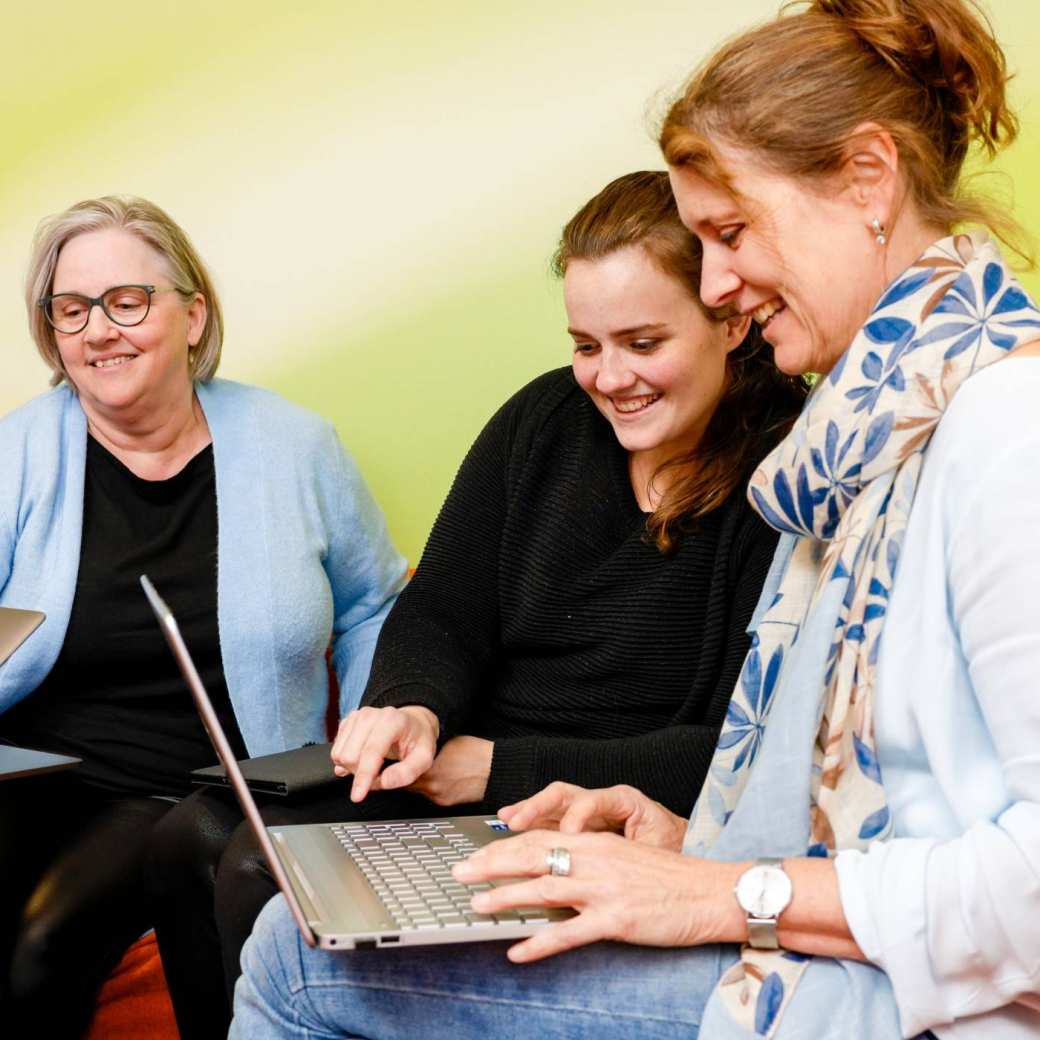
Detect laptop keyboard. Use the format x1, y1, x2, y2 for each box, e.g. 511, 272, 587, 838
330, 820, 552, 931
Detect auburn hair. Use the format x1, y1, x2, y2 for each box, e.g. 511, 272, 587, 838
659, 0, 1029, 263
553, 171, 809, 553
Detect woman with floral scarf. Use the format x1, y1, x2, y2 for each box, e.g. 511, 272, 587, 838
231, 2, 1040, 1037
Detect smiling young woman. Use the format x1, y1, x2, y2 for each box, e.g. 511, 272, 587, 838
556, 171, 807, 549
565, 244, 738, 492
330, 170, 809, 814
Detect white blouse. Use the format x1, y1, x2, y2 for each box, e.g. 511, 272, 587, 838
834, 358, 1040, 1039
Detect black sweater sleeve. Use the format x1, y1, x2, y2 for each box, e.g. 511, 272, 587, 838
482, 508, 778, 817
360, 386, 524, 740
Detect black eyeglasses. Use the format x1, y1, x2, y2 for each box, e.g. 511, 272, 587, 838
38, 284, 185, 335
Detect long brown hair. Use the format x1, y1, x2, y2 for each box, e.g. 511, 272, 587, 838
659, 0, 1029, 263
553, 171, 809, 553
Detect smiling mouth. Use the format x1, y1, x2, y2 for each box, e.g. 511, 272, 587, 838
90, 355, 137, 369
752, 299, 786, 331
612, 393, 661, 414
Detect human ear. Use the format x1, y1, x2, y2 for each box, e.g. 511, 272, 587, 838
723, 312, 752, 352
186, 292, 207, 348
839, 122, 900, 219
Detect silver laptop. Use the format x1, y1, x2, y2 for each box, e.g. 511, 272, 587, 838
0, 606, 45, 665
141, 575, 573, 951
0, 744, 80, 780
0, 608, 81, 779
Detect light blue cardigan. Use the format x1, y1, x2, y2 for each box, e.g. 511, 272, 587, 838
0, 379, 407, 756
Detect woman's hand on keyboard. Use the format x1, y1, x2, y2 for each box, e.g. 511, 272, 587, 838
452, 828, 745, 962
498, 782, 686, 851
331, 705, 440, 802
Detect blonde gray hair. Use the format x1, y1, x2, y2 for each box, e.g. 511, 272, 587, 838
26, 195, 223, 386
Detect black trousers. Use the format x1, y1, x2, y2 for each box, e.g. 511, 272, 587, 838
147, 782, 489, 1040
0, 771, 171, 1038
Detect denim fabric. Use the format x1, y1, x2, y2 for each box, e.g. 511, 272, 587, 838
231, 896, 736, 1040
232, 898, 913, 1040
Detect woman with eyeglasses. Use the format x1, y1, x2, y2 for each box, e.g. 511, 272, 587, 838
0, 195, 406, 1037
232, 1, 1040, 1038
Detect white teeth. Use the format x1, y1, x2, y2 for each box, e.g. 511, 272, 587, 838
752, 300, 784, 326
614, 393, 661, 413
92, 355, 135, 368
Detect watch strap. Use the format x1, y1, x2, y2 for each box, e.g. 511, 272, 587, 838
747, 915, 781, 950
740, 857, 790, 950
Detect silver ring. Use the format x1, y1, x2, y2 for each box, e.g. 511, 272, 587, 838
546, 847, 571, 877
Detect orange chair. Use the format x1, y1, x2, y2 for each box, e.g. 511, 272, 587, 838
86, 932, 178, 1040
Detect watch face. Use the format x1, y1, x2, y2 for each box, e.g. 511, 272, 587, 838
735, 865, 793, 918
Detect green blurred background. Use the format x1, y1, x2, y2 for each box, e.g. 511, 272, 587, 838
3, 1, 1037, 563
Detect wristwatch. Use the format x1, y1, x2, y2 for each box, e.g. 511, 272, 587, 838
734, 857, 793, 950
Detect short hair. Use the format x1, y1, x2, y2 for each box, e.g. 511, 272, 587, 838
25, 195, 223, 387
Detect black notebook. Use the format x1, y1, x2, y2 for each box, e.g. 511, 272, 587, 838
190, 741, 340, 797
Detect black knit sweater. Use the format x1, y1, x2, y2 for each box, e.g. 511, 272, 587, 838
363, 368, 779, 816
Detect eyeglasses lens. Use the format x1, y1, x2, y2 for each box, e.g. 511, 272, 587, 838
47, 286, 151, 333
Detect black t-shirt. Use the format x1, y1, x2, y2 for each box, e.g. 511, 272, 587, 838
0, 436, 246, 796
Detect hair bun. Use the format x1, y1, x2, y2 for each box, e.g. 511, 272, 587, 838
808, 0, 1016, 163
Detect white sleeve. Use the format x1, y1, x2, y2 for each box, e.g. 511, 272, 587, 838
835, 371, 1040, 1035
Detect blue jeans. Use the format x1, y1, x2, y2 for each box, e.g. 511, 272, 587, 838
231, 896, 735, 1039
231, 897, 918, 1040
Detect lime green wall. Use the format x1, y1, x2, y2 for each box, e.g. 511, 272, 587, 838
3, 1, 1038, 562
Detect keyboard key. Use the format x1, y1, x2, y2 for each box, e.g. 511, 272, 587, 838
339, 818, 564, 940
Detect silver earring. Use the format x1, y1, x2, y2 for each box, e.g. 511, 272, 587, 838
871, 218, 887, 246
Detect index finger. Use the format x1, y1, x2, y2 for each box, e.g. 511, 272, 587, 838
330, 710, 370, 777
331, 707, 379, 771
348, 712, 410, 801
557, 785, 634, 835
498, 782, 583, 832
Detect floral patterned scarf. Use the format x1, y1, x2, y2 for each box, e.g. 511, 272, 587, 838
685, 233, 1040, 1037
